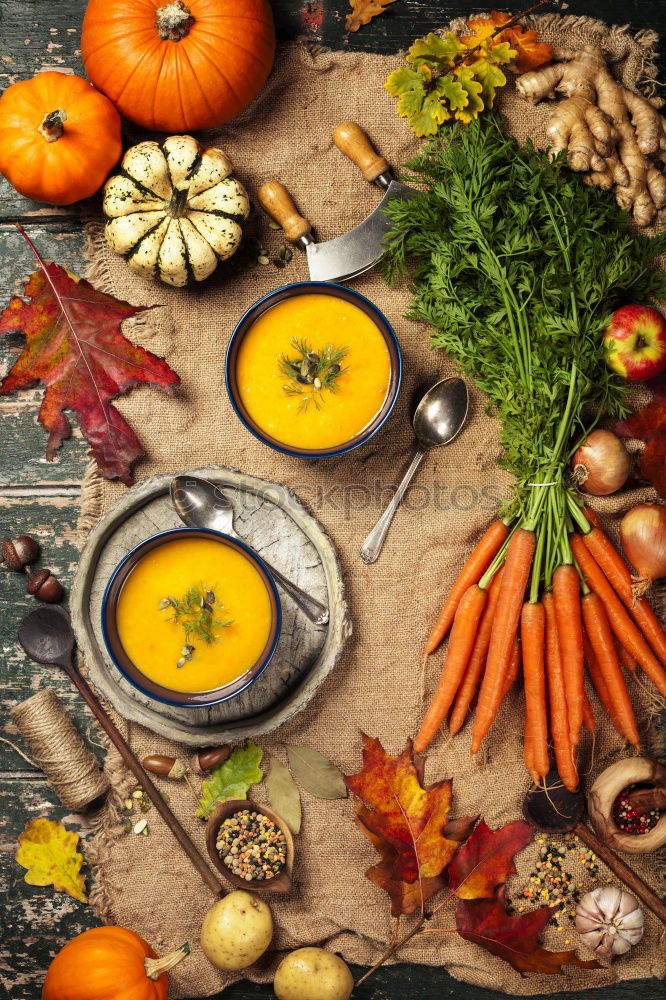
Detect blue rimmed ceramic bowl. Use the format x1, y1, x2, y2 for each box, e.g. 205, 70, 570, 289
225, 281, 402, 459
101, 527, 281, 708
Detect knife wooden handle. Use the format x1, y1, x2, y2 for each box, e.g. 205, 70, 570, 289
333, 121, 390, 183
258, 181, 312, 242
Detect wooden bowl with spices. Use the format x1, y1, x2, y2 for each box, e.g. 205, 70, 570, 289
206, 799, 294, 894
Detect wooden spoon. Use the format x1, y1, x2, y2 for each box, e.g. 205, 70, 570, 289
18, 605, 223, 897
524, 770, 666, 924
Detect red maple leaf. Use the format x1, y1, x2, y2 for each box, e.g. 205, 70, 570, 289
0, 227, 179, 485
447, 819, 533, 899
456, 888, 600, 975
616, 397, 666, 498
345, 735, 460, 884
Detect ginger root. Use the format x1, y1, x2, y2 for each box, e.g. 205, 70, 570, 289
517, 45, 666, 226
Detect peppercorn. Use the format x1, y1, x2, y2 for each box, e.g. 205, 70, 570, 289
612, 783, 661, 836
215, 809, 286, 881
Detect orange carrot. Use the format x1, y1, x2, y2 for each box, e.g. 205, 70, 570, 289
521, 601, 549, 782
424, 520, 508, 655
583, 631, 626, 739
571, 535, 666, 697
448, 568, 504, 736
581, 528, 666, 666
581, 688, 596, 732
553, 564, 585, 746
617, 642, 637, 675
631, 598, 666, 667
471, 528, 536, 753
501, 637, 521, 699
544, 592, 578, 792
582, 593, 640, 747
415, 584, 488, 753
582, 527, 633, 605
582, 505, 600, 529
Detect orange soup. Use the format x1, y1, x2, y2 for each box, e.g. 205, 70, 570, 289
235, 293, 392, 449
115, 537, 273, 694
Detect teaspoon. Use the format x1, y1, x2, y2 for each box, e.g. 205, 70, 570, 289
170, 476, 329, 626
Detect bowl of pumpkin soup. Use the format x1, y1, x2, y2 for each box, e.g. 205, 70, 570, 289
226, 282, 402, 458
101, 528, 281, 707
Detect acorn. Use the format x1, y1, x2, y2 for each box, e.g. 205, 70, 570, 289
2, 535, 40, 570
26, 567, 63, 603
196, 745, 231, 771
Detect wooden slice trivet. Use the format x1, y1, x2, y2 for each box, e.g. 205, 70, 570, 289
70, 466, 350, 745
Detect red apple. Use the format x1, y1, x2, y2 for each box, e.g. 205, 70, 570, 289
604, 304, 666, 381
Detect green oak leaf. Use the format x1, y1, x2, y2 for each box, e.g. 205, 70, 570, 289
196, 739, 264, 819
408, 89, 453, 137
385, 65, 425, 98
485, 40, 517, 65
453, 67, 485, 123
407, 31, 465, 71
435, 74, 469, 113
466, 57, 508, 106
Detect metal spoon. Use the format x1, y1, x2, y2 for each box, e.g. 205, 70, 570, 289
17, 605, 224, 897
360, 377, 469, 564
170, 476, 329, 626
524, 769, 666, 924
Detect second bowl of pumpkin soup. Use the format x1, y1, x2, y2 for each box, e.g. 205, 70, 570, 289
226, 282, 402, 457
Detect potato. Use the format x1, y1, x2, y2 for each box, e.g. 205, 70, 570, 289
201, 890, 273, 971
273, 947, 354, 1000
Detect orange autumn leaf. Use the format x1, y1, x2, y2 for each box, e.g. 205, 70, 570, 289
456, 888, 601, 975
345, 0, 399, 33
448, 819, 533, 899
461, 10, 552, 72
345, 735, 459, 883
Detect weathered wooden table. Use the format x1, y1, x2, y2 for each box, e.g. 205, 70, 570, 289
0, 2, 663, 997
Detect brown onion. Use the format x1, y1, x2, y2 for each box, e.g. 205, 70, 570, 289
620, 503, 666, 599
572, 429, 632, 496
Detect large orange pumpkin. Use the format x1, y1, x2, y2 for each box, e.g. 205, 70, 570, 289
42, 926, 189, 1000
81, 0, 276, 132
0, 72, 122, 205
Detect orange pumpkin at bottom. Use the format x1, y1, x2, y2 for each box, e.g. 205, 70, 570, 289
0, 72, 122, 206
41, 926, 190, 1000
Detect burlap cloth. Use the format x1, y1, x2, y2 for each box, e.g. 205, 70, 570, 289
79, 15, 665, 997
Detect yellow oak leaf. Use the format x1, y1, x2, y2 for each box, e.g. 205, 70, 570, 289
15, 818, 87, 902
345, 0, 398, 33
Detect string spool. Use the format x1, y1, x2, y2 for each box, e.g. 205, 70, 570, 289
11, 689, 109, 810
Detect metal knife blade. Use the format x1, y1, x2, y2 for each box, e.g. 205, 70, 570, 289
305, 179, 417, 283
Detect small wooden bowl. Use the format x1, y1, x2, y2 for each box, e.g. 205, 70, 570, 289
206, 799, 294, 894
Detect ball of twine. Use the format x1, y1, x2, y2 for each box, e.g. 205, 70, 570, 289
11, 689, 109, 811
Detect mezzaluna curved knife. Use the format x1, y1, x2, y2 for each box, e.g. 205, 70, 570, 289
257, 121, 417, 284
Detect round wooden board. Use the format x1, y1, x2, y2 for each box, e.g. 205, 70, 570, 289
70, 466, 351, 745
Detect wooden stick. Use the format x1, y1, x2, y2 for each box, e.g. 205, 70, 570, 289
62, 658, 223, 897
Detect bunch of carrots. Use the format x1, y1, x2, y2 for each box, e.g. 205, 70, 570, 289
415, 500, 666, 791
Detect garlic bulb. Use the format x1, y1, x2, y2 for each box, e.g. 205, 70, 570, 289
575, 887, 644, 957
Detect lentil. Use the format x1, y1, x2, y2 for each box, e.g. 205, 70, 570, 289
216, 809, 286, 881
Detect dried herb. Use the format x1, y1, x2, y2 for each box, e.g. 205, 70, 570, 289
345, 0, 398, 34
160, 583, 233, 657
278, 338, 348, 413
266, 757, 302, 834
286, 745, 347, 799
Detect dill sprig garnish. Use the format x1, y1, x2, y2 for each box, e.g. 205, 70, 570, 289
159, 583, 233, 664
277, 337, 349, 412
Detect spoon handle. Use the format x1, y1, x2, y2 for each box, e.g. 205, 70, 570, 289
259, 559, 329, 626
360, 448, 426, 564
575, 822, 666, 924
62, 659, 224, 897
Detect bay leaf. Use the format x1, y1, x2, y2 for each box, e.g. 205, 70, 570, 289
287, 745, 348, 799
266, 757, 302, 834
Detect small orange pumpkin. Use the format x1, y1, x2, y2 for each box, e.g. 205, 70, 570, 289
0, 72, 122, 206
81, 0, 276, 133
41, 926, 189, 1000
